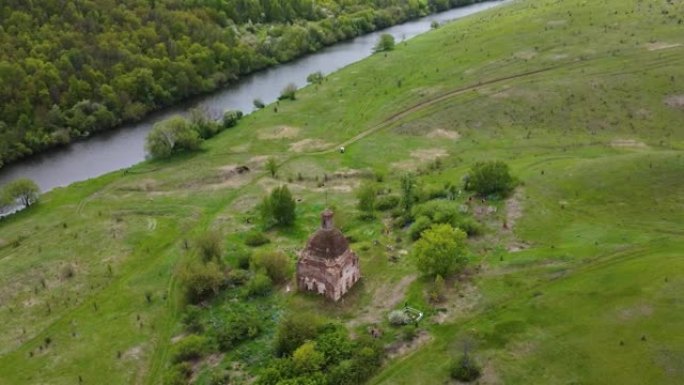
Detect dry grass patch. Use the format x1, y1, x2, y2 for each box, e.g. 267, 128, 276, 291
426, 129, 460, 140
546, 19, 567, 27
289, 139, 331, 152
513, 50, 537, 60
610, 139, 648, 149
617, 304, 653, 321
386, 330, 433, 360
350, 274, 417, 327
646, 42, 681, 51
392, 148, 448, 170
664, 94, 684, 109
258, 125, 300, 140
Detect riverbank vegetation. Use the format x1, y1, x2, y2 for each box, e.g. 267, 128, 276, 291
0, 0, 489, 168
0, 0, 683, 384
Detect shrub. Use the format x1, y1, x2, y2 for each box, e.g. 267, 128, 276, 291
279, 83, 298, 101
307, 71, 324, 84
244, 231, 270, 247
145, 116, 201, 159
164, 362, 192, 385
274, 312, 320, 357
253, 98, 265, 109
208, 369, 231, 385
178, 261, 225, 304
189, 107, 220, 139
233, 249, 252, 269
402, 325, 418, 341
172, 334, 209, 363
400, 173, 416, 213
243, 272, 272, 297
409, 215, 432, 241
431, 20, 440, 29
2, 178, 40, 207
419, 184, 448, 202
266, 157, 278, 178
388, 310, 411, 326
455, 217, 483, 237
374, 33, 395, 53
181, 305, 203, 333
413, 224, 468, 277
376, 194, 400, 211
356, 181, 378, 219
429, 274, 446, 303
196, 231, 223, 263
251, 250, 292, 284
260, 186, 296, 227
450, 354, 481, 382
410, 200, 481, 238
60, 264, 75, 280
211, 303, 263, 351
222, 110, 243, 129
227, 268, 251, 286
466, 161, 515, 197
292, 341, 325, 373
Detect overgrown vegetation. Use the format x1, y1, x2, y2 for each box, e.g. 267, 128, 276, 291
465, 161, 515, 198
260, 186, 297, 228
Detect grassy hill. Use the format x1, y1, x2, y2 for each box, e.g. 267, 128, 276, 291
0, 0, 682, 384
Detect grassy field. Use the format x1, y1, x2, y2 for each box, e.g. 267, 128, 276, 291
1, 0, 683, 384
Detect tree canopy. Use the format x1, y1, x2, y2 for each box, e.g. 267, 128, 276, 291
412, 223, 468, 277
0, 0, 482, 168
1, 178, 40, 207
374, 33, 396, 52
261, 186, 297, 227
466, 161, 516, 197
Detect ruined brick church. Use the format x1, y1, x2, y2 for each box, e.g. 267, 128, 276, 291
296, 209, 360, 301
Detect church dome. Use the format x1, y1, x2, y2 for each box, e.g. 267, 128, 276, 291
304, 209, 350, 259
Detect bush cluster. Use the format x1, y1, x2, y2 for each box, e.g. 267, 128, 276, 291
145, 110, 242, 159
259, 319, 383, 385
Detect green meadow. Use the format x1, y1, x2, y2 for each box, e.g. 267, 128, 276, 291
0, 0, 682, 384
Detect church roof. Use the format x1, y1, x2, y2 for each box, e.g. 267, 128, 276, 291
303, 210, 350, 259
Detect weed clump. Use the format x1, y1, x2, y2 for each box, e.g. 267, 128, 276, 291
450, 353, 481, 382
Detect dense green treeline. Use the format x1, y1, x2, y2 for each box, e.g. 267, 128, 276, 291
0, 0, 484, 168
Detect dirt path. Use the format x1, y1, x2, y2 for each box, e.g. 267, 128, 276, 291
349, 274, 417, 327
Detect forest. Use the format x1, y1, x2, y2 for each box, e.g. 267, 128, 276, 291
0, 0, 483, 168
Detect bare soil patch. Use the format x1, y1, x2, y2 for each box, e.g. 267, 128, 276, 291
247, 155, 270, 167
611, 139, 648, 149
479, 359, 502, 385
392, 148, 448, 170
433, 283, 481, 324
258, 125, 300, 140
122, 345, 144, 360
546, 20, 567, 27
505, 189, 524, 230
190, 353, 224, 383
386, 330, 432, 360
229, 143, 250, 153
349, 274, 417, 327
617, 304, 653, 321
289, 139, 331, 152
514, 50, 537, 60
664, 94, 684, 109
426, 129, 460, 140
646, 42, 681, 51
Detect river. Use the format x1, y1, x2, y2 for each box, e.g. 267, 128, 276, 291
0, 1, 507, 193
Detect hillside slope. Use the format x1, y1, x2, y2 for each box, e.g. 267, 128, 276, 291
0, 0, 682, 384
